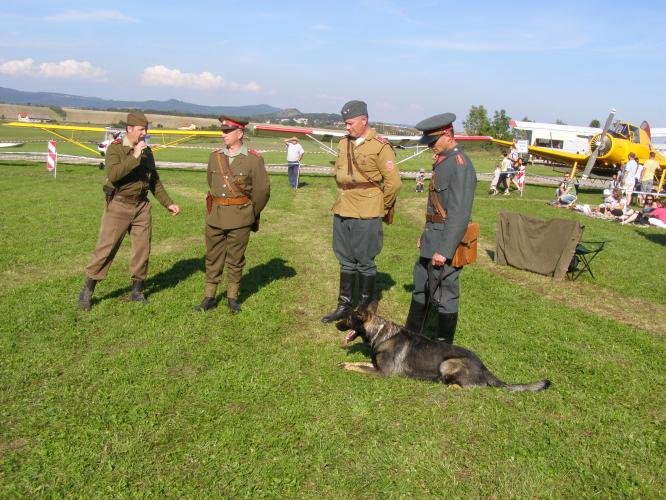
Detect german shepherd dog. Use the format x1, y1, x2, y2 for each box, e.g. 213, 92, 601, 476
336, 302, 550, 392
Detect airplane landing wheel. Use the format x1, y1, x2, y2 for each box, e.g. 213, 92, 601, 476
99, 162, 105, 170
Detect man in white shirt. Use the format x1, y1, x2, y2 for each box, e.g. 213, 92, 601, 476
622, 152, 639, 206
284, 137, 305, 189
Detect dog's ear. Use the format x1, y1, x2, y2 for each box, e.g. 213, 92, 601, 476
367, 300, 379, 315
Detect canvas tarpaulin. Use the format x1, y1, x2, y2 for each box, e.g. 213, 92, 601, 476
495, 211, 583, 279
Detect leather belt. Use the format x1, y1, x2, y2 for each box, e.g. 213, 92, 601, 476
426, 213, 446, 223
212, 195, 250, 206
114, 194, 148, 204
337, 181, 377, 190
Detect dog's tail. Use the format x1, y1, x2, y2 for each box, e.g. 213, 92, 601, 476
485, 370, 551, 392
503, 379, 551, 392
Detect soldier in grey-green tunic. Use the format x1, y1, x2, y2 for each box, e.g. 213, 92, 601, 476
404, 113, 476, 344
78, 111, 180, 311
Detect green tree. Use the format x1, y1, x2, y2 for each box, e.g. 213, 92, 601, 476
463, 105, 492, 135
589, 119, 600, 128
491, 109, 512, 139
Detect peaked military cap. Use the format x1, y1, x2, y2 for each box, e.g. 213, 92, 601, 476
127, 111, 149, 127
218, 116, 248, 132
341, 100, 368, 120
415, 112, 456, 145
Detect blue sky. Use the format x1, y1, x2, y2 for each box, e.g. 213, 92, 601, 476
1, 0, 665, 126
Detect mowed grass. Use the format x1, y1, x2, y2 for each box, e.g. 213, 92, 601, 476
0, 160, 664, 497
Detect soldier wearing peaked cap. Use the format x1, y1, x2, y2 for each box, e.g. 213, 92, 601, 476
78, 111, 181, 310
403, 113, 477, 344
195, 116, 270, 313
321, 100, 402, 323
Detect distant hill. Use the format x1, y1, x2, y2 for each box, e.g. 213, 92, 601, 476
0, 86, 282, 118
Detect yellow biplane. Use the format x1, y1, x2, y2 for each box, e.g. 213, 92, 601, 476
492, 109, 666, 190
5, 121, 224, 168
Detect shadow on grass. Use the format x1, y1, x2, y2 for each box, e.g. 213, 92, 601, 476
638, 230, 666, 246
375, 271, 396, 301
239, 257, 296, 303
98, 257, 203, 301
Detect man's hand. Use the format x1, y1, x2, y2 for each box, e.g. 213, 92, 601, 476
132, 140, 149, 159
167, 204, 180, 216
431, 252, 446, 267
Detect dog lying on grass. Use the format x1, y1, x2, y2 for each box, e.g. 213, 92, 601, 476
336, 302, 550, 392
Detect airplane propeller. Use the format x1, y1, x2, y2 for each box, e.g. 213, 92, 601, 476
580, 108, 616, 180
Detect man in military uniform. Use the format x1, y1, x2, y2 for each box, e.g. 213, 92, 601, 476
78, 111, 180, 310
403, 113, 477, 344
195, 116, 270, 313
321, 100, 402, 323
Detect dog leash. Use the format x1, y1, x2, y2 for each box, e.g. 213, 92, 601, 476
418, 262, 446, 334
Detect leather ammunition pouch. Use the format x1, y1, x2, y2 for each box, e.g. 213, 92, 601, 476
451, 222, 479, 268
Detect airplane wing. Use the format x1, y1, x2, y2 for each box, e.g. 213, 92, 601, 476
5, 121, 223, 156
6, 122, 221, 136
492, 138, 588, 165
253, 124, 490, 149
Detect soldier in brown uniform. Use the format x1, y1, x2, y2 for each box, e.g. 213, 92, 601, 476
321, 100, 402, 323
195, 116, 270, 313
78, 111, 180, 310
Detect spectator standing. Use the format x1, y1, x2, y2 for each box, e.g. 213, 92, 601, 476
284, 137, 305, 189
639, 151, 660, 202
622, 152, 639, 206
415, 168, 426, 193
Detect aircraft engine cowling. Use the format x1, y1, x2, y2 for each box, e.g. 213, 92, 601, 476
589, 133, 612, 157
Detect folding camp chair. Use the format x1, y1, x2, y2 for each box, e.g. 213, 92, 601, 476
567, 240, 608, 281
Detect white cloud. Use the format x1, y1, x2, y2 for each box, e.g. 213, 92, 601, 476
44, 9, 137, 23
140, 65, 261, 92
38, 60, 107, 81
0, 58, 107, 81
0, 58, 34, 75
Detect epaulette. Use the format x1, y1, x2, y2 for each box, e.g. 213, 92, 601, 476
111, 138, 122, 145
375, 135, 389, 144
248, 149, 262, 158
455, 153, 466, 166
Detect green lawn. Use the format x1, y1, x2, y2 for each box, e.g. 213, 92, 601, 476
0, 160, 664, 497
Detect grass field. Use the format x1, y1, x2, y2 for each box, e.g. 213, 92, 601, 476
1, 158, 664, 497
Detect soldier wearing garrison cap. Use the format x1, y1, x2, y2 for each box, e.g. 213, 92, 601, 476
321, 100, 402, 323
403, 112, 477, 344
195, 116, 270, 313
78, 111, 180, 310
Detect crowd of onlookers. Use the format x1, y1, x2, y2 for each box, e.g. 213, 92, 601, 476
547, 151, 665, 229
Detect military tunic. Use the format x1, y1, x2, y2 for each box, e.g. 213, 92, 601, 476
85, 137, 174, 281
203, 145, 270, 299
331, 128, 402, 275
412, 145, 476, 313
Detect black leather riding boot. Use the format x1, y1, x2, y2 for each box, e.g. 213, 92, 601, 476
227, 297, 241, 313
358, 274, 376, 307
130, 279, 148, 304
78, 277, 97, 311
321, 271, 355, 323
404, 298, 428, 334
194, 296, 218, 312
437, 312, 458, 344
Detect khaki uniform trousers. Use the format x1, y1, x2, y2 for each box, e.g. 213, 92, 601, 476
85, 199, 152, 281
204, 224, 251, 299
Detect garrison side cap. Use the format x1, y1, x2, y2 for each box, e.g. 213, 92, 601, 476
218, 115, 249, 132
340, 100, 368, 120
415, 112, 456, 145
127, 111, 149, 127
